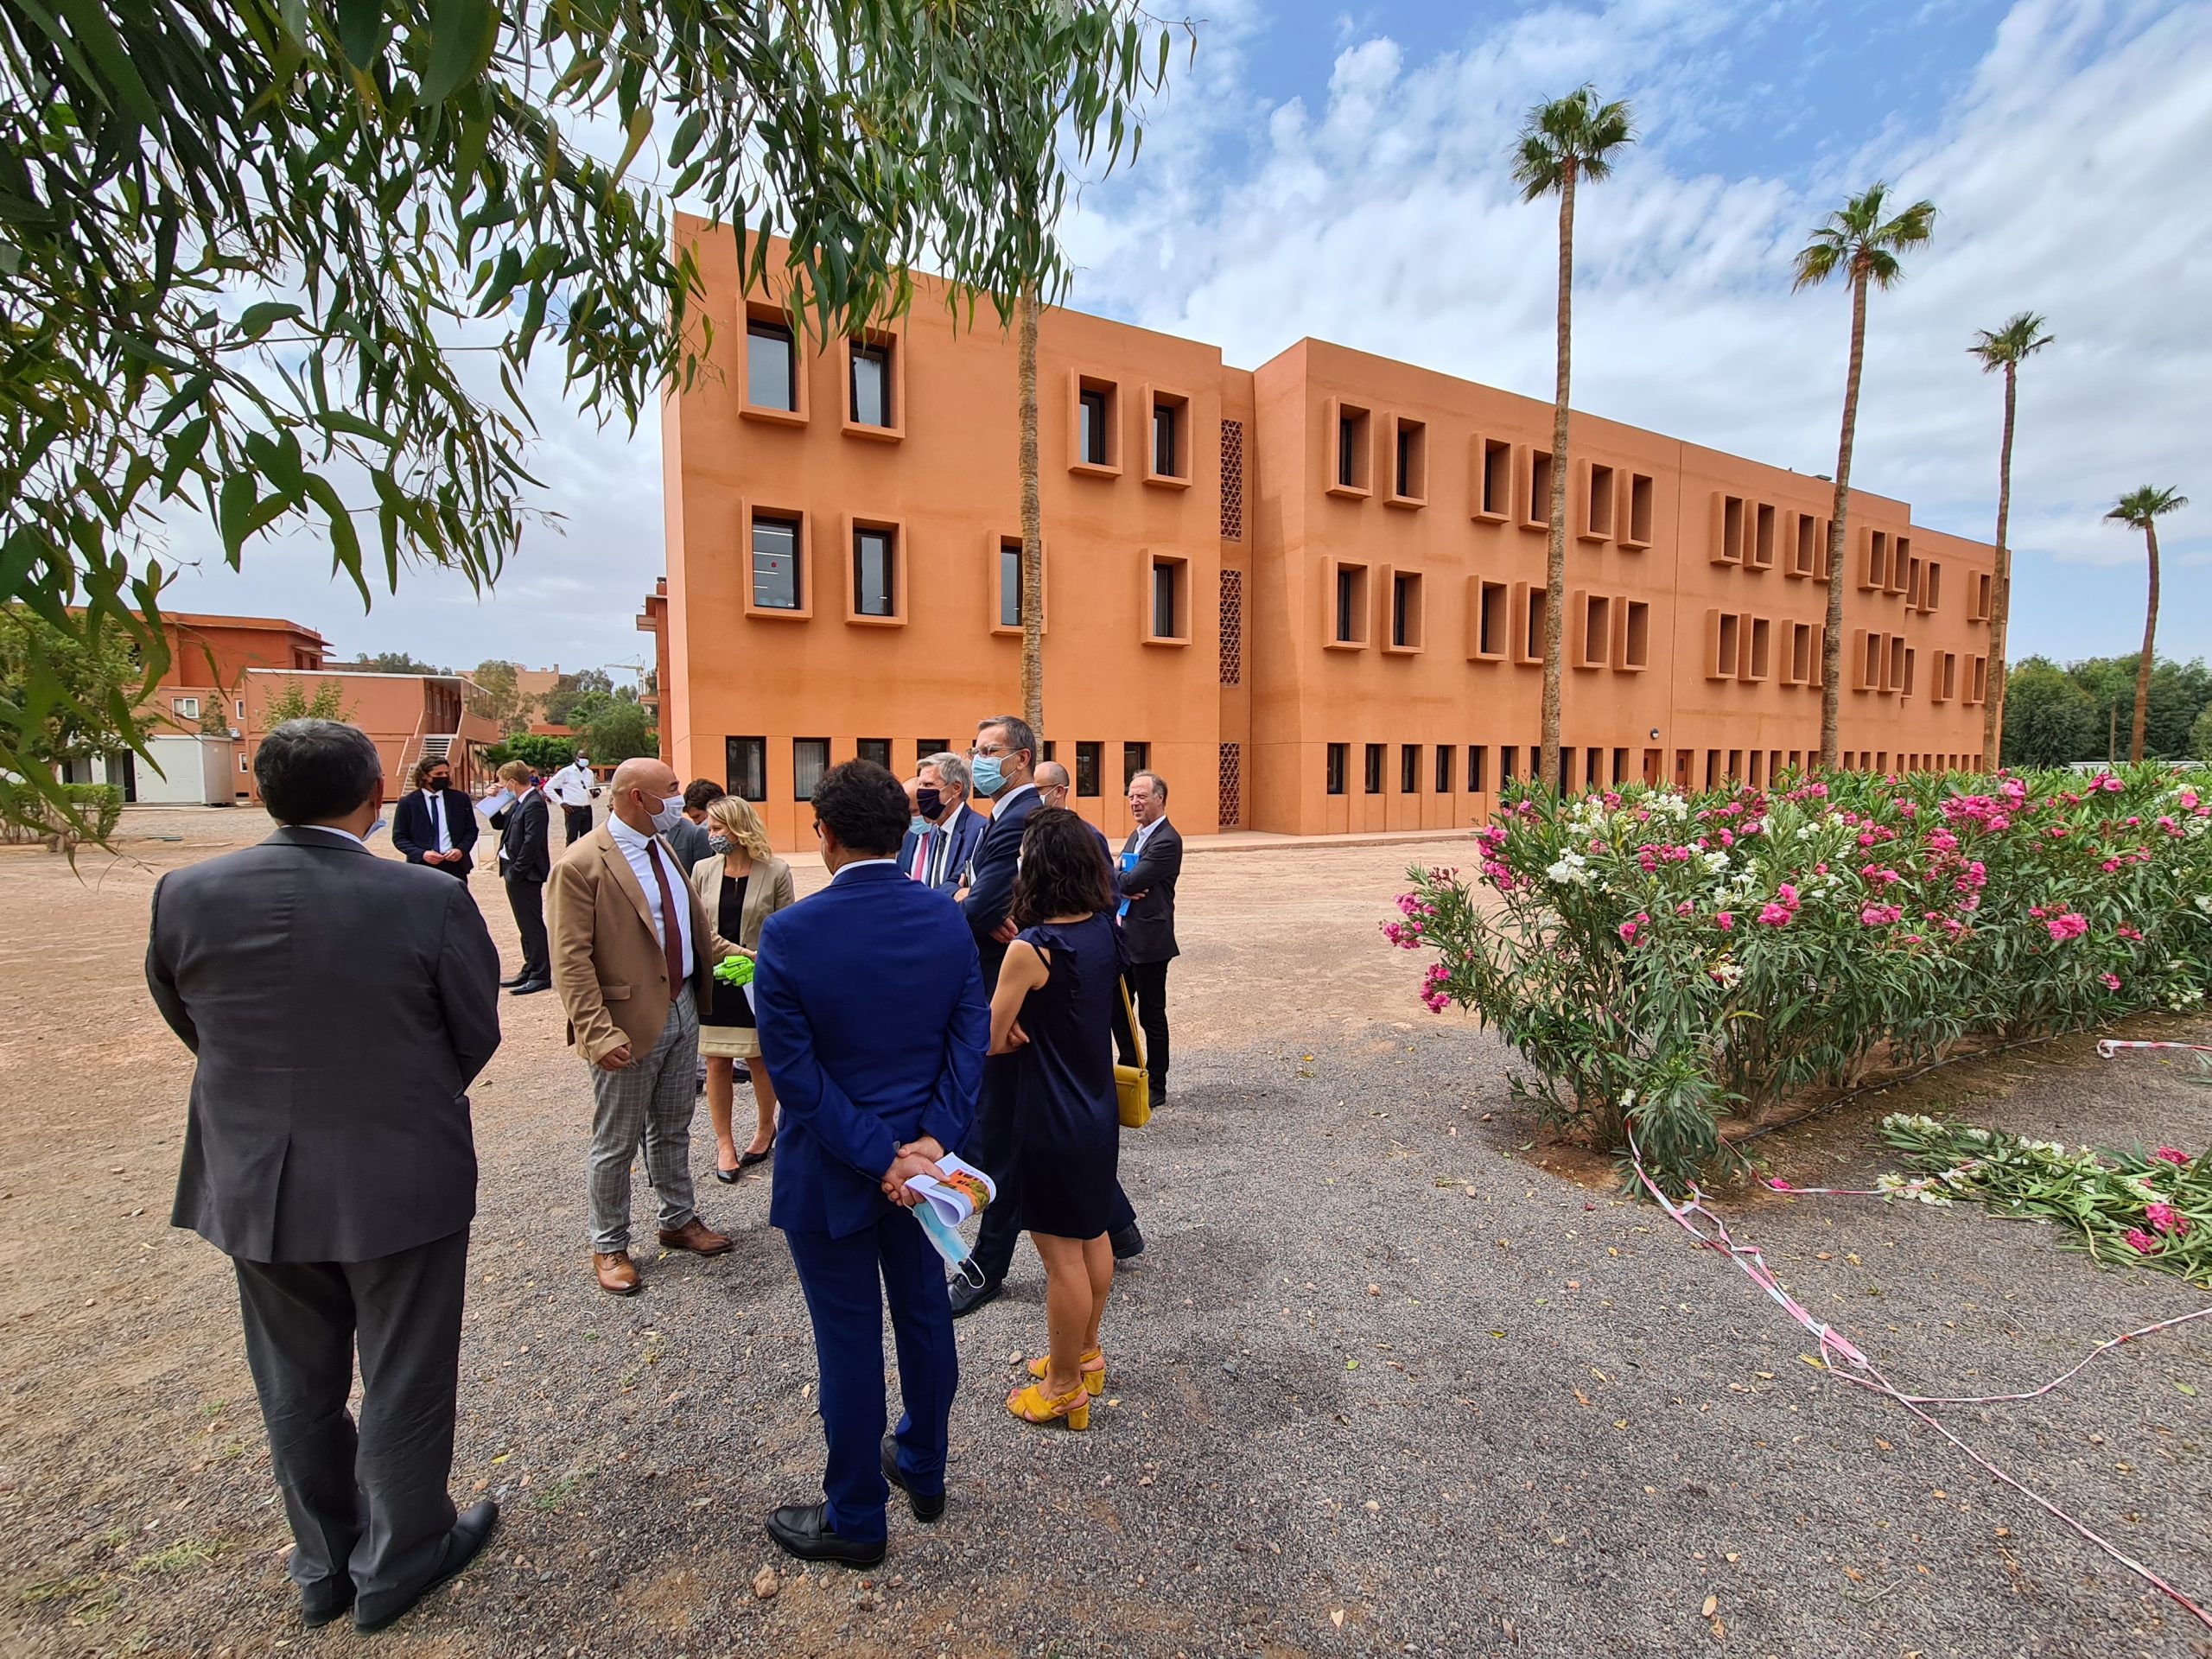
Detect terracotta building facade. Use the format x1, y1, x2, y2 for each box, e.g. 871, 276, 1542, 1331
656, 219, 1997, 852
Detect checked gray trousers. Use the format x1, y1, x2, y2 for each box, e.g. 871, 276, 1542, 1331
586, 996, 701, 1254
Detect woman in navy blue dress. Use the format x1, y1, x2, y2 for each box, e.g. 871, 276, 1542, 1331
988, 807, 1123, 1431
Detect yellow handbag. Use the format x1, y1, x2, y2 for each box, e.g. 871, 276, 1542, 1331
1116, 978, 1150, 1128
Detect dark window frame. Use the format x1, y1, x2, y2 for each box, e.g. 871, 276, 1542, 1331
849, 339, 892, 427
1075, 741, 1103, 798
1325, 742, 1347, 796
853, 525, 896, 617
1363, 742, 1384, 795
792, 738, 831, 801
747, 320, 797, 410
751, 514, 802, 611
726, 736, 768, 803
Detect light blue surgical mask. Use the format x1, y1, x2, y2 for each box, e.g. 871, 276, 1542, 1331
367, 815, 387, 838
914, 1204, 985, 1287
909, 815, 929, 836
969, 755, 1006, 798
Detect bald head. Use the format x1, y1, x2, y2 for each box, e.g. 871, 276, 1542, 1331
609, 757, 679, 833
1034, 760, 1071, 809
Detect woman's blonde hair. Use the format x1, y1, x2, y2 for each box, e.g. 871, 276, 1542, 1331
705, 793, 774, 862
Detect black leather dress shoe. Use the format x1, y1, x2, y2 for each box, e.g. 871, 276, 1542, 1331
1109, 1222, 1146, 1261
353, 1500, 499, 1634
499, 973, 528, 988
507, 979, 550, 996
765, 1503, 886, 1567
301, 1581, 354, 1628
880, 1434, 945, 1522
947, 1275, 1002, 1319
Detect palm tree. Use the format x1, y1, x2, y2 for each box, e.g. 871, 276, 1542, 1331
1968, 312, 2053, 764
1792, 183, 1936, 769
1016, 283, 1044, 737
2105, 486, 2187, 761
1512, 86, 1634, 795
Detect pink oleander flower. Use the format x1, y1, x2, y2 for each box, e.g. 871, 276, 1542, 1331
2100, 973, 2122, 990
2152, 1147, 2190, 1167
1898, 802, 1916, 817
2158, 816, 2181, 836
1715, 912, 1733, 931
1764, 1178, 1792, 1191
2146, 1202, 2189, 1238
1777, 882, 1799, 907
2179, 787, 2201, 810
2047, 824, 2069, 839
2116, 925, 2144, 941
1757, 902, 1791, 927
1675, 901, 1694, 918
1618, 918, 1640, 944
1857, 831, 1876, 848
1859, 903, 1903, 927
2095, 773, 2125, 793
2126, 1229, 2159, 1255
1926, 829, 1959, 853
2045, 912, 2088, 943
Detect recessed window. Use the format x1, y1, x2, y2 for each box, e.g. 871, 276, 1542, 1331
1388, 571, 1422, 650
1889, 536, 1912, 595
173, 696, 200, 719
1154, 563, 1178, 637
1712, 611, 1740, 679
1434, 745, 1454, 794
1147, 555, 1188, 643
1751, 503, 1777, 569
1579, 594, 1611, 668
1971, 571, 1992, 621
747, 320, 797, 411
1523, 450, 1554, 530
1923, 561, 1942, 613
1788, 622, 1814, 686
1388, 416, 1426, 505
916, 738, 950, 766
239, 753, 250, 772
1336, 404, 1371, 493
1122, 742, 1149, 788
1887, 636, 1907, 692
234, 698, 245, 721
1862, 529, 1890, 591
1071, 376, 1120, 473
1625, 474, 1655, 547
1619, 601, 1650, 671
999, 540, 1024, 629
1520, 586, 1548, 664
1467, 746, 1486, 792
1363, 743, 1384, 795
752, 515, 801, 610
1901, 646, 1916, 698
1472, 580, 1509, 661
853, 527, 896, 618
1147, 395, 1187, 480
1401, 744, 1421, 794
1325, 742, 1347, 796
857, 738, 892, 770
1080, 389, 1109, 465
1789, 512, 1819, 577
1501, 746, 1519, 784
1583, 462, 1615, 540
791, 738, 830, 800
1744, 616, 1771, 682
1475, 437, 1513, 520
1715, 494, 1745, 563
849, 340, 893, 428
1331, 562, 1370, 646
1075, 741, 1102, 797
727, 737, 767, 801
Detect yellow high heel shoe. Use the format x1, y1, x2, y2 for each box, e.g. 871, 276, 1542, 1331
1026, 1347, 1106, 1397
1007, 1379, 1090, 1430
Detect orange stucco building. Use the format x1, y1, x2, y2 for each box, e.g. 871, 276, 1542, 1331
655, 219, 1997, 852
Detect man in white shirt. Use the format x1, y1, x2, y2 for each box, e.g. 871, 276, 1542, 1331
546, 753, 600, 847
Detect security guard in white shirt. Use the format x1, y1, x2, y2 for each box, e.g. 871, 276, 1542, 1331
548, 753, 601, 846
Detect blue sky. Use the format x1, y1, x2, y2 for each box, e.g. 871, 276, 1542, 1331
160, 0, 2209, 676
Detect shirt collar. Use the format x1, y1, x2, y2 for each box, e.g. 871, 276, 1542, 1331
995, 782, 1039, 809
831, 856, 899, 882
607, 814, 655, 854
298, 823, 368, 849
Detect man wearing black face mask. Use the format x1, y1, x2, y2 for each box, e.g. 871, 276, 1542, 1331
392, 754, 480, 883
895, 751, 986, 895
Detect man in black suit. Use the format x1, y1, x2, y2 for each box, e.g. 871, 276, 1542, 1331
391, 753, 480, 883
1116, 770, 1182, 1113
491, 760, 552, 995
145, 719, 502, 1635
948, 715, 1040, 1315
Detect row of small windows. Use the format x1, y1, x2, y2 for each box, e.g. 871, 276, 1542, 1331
1327, 565, 1651, 671
1321, 742, 1989, 798
744, 317, 898, 432
725, 736, 1153, 803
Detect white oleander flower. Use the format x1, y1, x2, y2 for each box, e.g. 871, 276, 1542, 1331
1703, 851, 1731, 874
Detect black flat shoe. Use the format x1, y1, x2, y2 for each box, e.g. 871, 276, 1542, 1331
765, 1503, 885, 1567
738, 1139, 775, 1170
353, 1500, 499, 1634
947, 1275, 1002, 1319
880, 1434, 945, 1522
301, 1581, 354, 1629
1109, 1223, 1146, 1261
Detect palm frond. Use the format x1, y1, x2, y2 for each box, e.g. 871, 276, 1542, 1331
1969, 311, 2054, 369
1512, 84, 1635, 197
2107, 486, 2190, 527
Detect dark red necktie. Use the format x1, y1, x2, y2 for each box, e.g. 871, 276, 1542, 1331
647, 841, 686, 1004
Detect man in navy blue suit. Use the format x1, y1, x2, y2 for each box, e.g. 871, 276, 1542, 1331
896, 751, 987, 893
754, 760, 988, 1567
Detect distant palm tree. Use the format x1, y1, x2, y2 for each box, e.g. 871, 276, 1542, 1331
1968, 312, 2053, 765
2105, 486, 2187, 761
1793, 183, 1936, 769
1016, 283, 1044, 738
1512, 85, 1634, 794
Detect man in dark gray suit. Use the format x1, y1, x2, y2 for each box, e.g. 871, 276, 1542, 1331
146, 720, 503, 1635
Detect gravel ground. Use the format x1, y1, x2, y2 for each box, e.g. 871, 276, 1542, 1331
2, 819, 2209, 1658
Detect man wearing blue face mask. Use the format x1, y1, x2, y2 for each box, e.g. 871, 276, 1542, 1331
950, 716, 1042, 1315
548, 757, 744, 1296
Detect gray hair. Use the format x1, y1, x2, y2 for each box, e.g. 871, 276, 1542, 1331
921, 750, 970, 798
1131, 769, 1167, 803
976, 714, 1036, 765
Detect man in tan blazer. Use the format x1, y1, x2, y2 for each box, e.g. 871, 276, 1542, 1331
549, 757, 741, 1294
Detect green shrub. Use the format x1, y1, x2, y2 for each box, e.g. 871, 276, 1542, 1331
0, 781, 123, 848
1389, 766, 2212, 1193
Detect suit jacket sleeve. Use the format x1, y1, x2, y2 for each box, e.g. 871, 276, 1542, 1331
548, 852, 622, 1063
447, 790, 480, 855
391, 794, 431, 864
918, 942, 987, 1154
143, 874, 197, 1053
517, 796, 550, 881
435, 878, 503, 1084
962, 817, 1019, 944
753, 918, 899, 1182
1116, 824, 1183, 898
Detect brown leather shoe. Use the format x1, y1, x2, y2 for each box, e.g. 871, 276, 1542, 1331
657, 1217, 734, 1256
592, 1251, 641, 1295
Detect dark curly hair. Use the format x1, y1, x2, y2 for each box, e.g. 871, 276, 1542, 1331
1011, 807, 1115, 926
810, 759, 909, 857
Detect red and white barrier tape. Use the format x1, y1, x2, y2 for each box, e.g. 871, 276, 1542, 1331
1626, 1130, 2212, 1632
2098, 1039, 2212, 1058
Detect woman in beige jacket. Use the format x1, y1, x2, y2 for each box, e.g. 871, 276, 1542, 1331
689, 796, 797, 1179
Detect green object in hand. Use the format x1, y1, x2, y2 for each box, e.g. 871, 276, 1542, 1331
713, 954, 755, 987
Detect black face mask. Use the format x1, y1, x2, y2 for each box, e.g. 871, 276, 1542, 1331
428, 777, 450, 791
915, 786, 943, 819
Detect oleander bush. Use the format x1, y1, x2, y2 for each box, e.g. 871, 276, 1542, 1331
1388, 766, 2212, 1194
0, 782, 122, 849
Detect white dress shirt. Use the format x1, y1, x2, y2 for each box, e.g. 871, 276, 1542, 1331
548, 762, 596, 808
1130, 815, 1166, 857
608, 813, 694, 976
834, 856, 900, 883
420, 787, 453, 854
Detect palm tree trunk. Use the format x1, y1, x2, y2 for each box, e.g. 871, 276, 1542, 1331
1539, 162, 1575, 795
1017, 283, 1044, 741
2131, 523, 2158, 763
1818, 270, 1868, 770
1981, 359, 2016, 767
